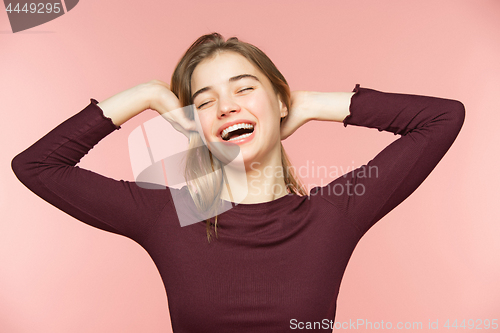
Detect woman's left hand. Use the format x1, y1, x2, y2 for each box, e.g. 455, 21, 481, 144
280, 91, 312, 140
280, 90, 354, 140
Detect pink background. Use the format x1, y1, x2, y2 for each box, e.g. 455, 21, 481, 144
1, 0, 499, 332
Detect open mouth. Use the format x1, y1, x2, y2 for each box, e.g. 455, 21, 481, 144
221, 123, 255, 142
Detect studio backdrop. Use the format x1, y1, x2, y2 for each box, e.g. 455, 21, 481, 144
1, 0, 499, 332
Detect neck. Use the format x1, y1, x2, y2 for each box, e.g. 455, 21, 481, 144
220, 149, 289, 204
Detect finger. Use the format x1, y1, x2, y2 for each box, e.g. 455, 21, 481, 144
172, 123, 191, 140
180, 129, 191, 140
280, 123, 291, 140
179, 118, 197, 132
191, 108, 208, 146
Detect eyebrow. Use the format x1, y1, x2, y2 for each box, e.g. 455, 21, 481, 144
191, 74, 260, 101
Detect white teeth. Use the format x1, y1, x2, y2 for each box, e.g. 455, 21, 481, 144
221, 123, 254, 140
227, 132, 252, 142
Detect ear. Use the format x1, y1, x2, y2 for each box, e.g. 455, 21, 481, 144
278, 96, 288, 119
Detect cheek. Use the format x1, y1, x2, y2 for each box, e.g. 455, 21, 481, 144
197, 113, 214, 138
246, 91, 276, 118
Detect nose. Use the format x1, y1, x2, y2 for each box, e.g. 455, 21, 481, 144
217, 95, 240, 118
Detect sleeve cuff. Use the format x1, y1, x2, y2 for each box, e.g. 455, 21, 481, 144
343, 83, 361, 128
90, 98, 121, 130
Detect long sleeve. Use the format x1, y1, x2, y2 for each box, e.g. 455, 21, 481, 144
11, 99, 171, 244
318, 84, 465, 236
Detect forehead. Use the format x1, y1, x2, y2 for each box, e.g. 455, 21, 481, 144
190, 51, 264, 92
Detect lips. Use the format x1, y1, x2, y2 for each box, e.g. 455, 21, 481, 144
224, 128, 256, 144
217, 119, 256, 139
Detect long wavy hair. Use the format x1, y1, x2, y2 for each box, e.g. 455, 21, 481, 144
170, 32, 306, 242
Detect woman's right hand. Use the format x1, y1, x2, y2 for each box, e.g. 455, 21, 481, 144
146, 80, 197, 139
98, 80, 196, 139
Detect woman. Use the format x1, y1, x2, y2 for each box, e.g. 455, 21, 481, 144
12, 33, 465, 332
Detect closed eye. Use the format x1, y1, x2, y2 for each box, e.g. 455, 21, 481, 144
196, 88, 254, 109
238, 87, 254, 93
197, 101, 210, 109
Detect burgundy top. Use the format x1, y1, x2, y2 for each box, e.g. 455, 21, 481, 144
12, 85, 465, 332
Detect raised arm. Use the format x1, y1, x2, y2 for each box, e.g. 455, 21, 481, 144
98, 80, 196, 137
307, 84, 465, 236
11, 81, 194, 243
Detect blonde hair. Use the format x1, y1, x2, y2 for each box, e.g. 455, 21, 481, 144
170, 33, 307, 242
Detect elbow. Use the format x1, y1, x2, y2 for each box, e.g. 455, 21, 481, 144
442, 99, 466, 135
452, 99, 466, 127
11, 152, 27, 181
11, 151, 34, 185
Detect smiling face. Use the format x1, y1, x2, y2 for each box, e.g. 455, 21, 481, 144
190, 51, 288, 166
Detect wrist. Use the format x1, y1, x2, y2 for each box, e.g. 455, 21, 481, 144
98, 84, 150, 126
290, 91, 318, 124
304, 91, 326, 122
309, 91, 354, 123
144, 80, 182, 115
141, 81, 164, 112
